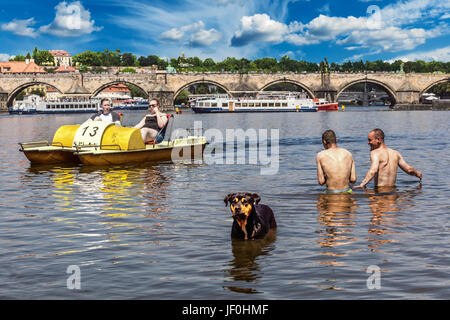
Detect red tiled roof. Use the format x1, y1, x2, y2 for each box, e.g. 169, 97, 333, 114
54, 65, 76, 72
103, 83, 131, 92
0, 61, 46, 73
49, 50, 71, 57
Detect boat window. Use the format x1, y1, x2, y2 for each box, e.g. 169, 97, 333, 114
212, 103, 217, 107
255, 103, 261, 107
205, 102, 210, 107
242, 103, 247, 107
248, 103, 254, 107
222, 103, 227, 107
199, 102, 203, 107
282, 102, 287, 107
235, 103, 241, 107
262, 103, 268, 107
275, 103, 281, 107
269, 103, 274, 107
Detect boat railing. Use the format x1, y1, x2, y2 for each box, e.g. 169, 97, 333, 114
18, 141, 73, 150
74, 144, 122, 152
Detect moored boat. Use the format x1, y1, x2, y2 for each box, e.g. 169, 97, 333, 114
314, 98, 339, 111
112, 98, 149, 110
191, 92, 318, 113
9, 95, 100, 115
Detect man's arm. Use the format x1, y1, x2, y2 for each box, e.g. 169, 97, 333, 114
398, 152, 422, 180
316, 154, 326, 186
350, 155, 357, 184
355, 151, 379, 188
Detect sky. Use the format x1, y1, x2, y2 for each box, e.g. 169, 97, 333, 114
0, 0, 449, 63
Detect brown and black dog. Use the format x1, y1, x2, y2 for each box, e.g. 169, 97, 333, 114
224, 192, 277, 240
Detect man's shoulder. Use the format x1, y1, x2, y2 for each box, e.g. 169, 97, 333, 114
338, 147, 353, 156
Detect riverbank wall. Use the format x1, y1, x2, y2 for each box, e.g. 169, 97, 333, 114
393, 100, 450, 111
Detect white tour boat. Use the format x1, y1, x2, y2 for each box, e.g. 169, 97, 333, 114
9, 95, 101, 115
191, 92, 318, 113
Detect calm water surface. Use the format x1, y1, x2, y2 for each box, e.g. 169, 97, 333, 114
0, 108, 448, 299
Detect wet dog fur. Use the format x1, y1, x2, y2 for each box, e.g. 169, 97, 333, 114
224, 192, 277, 239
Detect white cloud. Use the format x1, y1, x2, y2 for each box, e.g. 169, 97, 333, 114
1, 18, 39, 38
0, 53, 11, 62
160, 21, 222, 47
231, 13, 288, 46
388, 46, 450, 62
337, 26, 440, 52
161, 28, 185, 41
282, 0, 450, 53
39, 1, 102, 37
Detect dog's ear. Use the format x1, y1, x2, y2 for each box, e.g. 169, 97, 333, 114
247, 193, 261, 205
224, 193, 236, 207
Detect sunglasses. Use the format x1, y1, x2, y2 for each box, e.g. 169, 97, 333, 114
149, 104, 158, 107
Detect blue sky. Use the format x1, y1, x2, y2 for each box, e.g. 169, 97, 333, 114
0, 0, 449, 63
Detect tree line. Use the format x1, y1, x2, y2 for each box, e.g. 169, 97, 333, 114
71, 51, 450, 74
9, 48, 450, 74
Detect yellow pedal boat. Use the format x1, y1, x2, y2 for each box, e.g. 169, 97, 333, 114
19, 119, 207, 166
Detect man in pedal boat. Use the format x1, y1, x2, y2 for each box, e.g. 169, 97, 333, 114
91, 98, 122, 126
134, 98, 169, 144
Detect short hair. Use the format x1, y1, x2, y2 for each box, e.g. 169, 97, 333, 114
371, 128, 385, 141
101, 98, 112, 105
150, 98, 160, 107
322, 129, 337, 145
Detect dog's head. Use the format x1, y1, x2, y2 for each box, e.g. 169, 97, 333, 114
224, 192, 261, 228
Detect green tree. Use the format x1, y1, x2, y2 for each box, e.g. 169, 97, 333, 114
120, 53, 136, 66
35, 50, 54, 66
9, 55, 26, 61
120, 67, 136, 73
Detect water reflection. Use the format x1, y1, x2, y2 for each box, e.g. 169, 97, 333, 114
316, 193, 359, 262
224, 230, 277, 294
365, 185, 421, 253
23, 164, 172, 257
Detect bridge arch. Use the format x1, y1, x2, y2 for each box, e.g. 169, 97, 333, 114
91, 80, 149, 98
7, 82, 64, 108
420, 77, 450, 95
336, 78, 398, 104
173, 79, 232, 98
259, 79, 315, 98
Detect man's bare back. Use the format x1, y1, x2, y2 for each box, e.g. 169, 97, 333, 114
316, 130, 356, 191
356, 129, 422, 188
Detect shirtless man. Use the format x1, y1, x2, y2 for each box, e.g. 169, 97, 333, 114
355, 128, 422, 188
316, 130, 357, 193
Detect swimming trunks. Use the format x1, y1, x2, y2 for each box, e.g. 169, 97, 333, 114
323, 187, 353, 194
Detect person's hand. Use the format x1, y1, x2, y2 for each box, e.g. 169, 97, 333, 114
416, 170, 422, 180
94, 116, 101, 121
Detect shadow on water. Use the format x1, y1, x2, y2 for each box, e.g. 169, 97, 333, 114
223, 229, 277, 294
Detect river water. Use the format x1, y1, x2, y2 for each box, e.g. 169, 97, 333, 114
0, 107, 448, 299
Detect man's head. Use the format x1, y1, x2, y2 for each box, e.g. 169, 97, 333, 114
322, 129, 337, 148
148, 98, 160, 113
368, 128, 385, 150
101, 98, 112, 115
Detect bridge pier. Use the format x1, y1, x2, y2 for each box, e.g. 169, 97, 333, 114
148, 90, 175, 111
0, 91, 7, 112
396, 90, 420, 104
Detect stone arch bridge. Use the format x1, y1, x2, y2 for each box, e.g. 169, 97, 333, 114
0, 71, 448, 111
